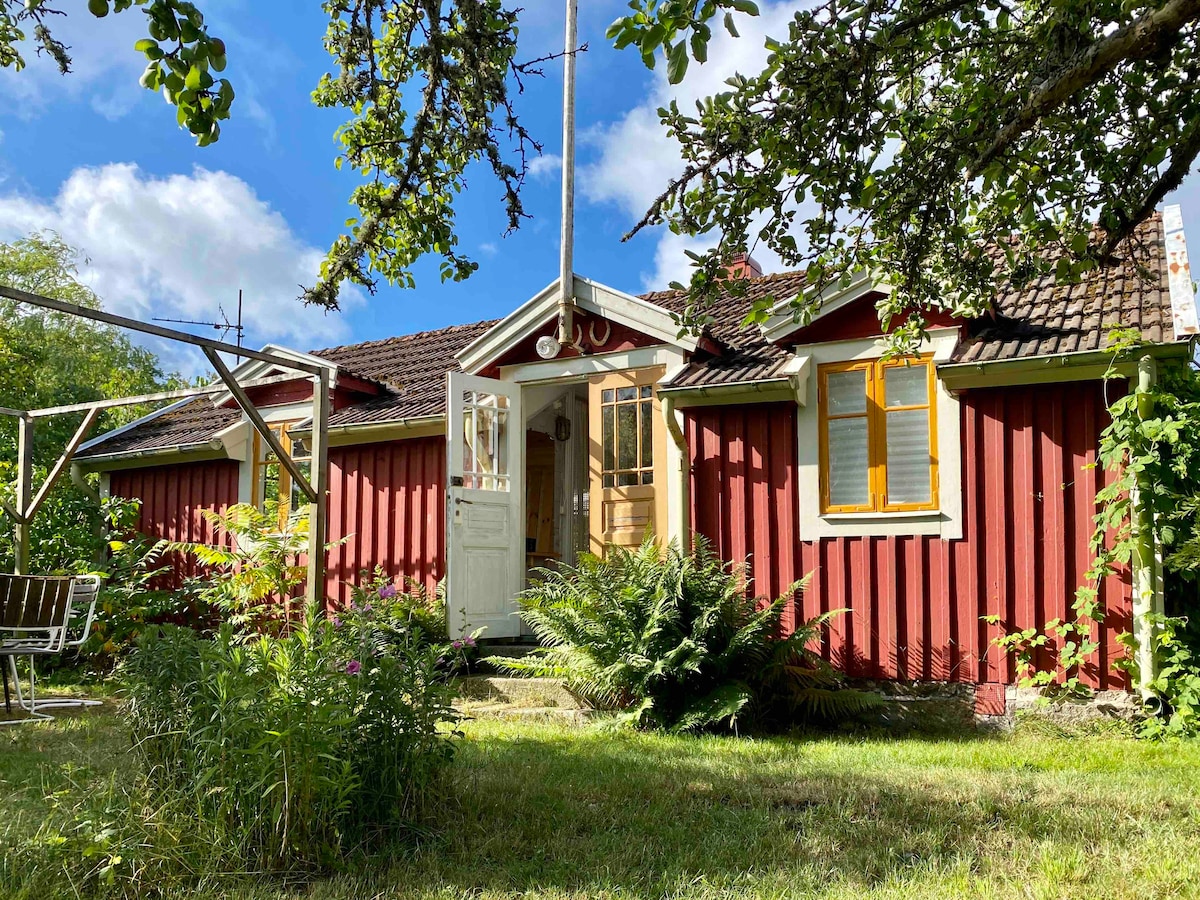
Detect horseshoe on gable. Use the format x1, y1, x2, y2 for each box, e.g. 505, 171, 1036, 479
589, 320, 612, 349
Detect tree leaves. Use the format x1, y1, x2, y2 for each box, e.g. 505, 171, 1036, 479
1, 0, 234, 145
611, 0, 1200, 351
303, 0, 541, 311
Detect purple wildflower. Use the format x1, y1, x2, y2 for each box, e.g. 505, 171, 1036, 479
451, 639, 464, 650
346, 659, 362, 675
361, 603, 372, 614
331, 616, 342, 628
379, 583, 398, 599
464, 636, 476, 648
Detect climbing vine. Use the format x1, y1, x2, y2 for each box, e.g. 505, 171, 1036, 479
991, 326, 1200, 735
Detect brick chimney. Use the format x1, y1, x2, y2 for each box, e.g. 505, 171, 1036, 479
725, 253, 763, 279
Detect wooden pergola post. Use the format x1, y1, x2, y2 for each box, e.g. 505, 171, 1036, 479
306, 369, 331, 609
0, 283, 333, 608
14, 415, 32, 576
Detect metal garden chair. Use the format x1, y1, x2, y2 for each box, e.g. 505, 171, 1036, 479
0, 574, 101, 723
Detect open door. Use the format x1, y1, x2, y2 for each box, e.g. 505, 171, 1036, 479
588, 367, 667, 554
446, 372, 523, 639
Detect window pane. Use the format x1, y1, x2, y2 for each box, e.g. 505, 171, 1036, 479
495, 409, 508, 480
602, 473, 615, 488
827, 416, 870, 507
618, 472, 638, 486
640, 385, 652, 398
474, 407, 496, 474
885, 364, 928, 408
602, 405, 615, 471
885, 409, 932, 504
826, 370, 867, 414
462, 410, 475, 474
262, 464, 281, 506
640, 400, 653, 469
641, 471, 653, 485
617, 403, 637, 469
617, 386, 636, 401
602, 389, 614, 403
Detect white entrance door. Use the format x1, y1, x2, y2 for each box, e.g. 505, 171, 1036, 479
446, 372, 523, 639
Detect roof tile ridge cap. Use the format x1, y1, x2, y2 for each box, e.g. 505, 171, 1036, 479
638, 268, 807, 300
309, 317, 503, 357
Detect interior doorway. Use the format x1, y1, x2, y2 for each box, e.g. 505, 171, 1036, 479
523, 382, 589, 583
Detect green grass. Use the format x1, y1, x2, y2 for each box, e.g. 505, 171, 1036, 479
2, 703, 1199, 899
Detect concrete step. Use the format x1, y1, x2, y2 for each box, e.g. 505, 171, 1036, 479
455, 675, 585, 709
455, 702, 598, 725
479, 642, 542, 659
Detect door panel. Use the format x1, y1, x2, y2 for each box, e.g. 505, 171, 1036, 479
588, 367, 667, 553
447, 372, 523, 638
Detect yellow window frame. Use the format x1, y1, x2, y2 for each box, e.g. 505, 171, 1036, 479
817, 355, 939, 514
251, 422, 311, 530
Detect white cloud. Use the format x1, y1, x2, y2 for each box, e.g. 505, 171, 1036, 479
582, 3, 803, 289
0, 8, 149, 120
528, 153, 563, 181
0, 163, 359, 376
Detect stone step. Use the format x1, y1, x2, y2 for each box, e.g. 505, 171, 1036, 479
455, 702, 598, 725
455, 675, 585, 709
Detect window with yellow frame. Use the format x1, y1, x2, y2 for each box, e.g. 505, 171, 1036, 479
817, 356, 938, 514
251, 422, 312, 529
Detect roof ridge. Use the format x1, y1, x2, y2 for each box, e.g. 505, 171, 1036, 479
310, 317, 501, 357
638, 268, 807, 301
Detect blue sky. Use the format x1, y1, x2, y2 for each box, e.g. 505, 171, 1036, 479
1, 1, 1198, 375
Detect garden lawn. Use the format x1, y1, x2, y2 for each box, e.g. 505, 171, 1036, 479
2, 705, 1199, 899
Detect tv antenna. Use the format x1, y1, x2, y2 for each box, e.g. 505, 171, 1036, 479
153, 289, 245, 347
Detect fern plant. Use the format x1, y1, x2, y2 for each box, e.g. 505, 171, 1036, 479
492, 535, 878, 733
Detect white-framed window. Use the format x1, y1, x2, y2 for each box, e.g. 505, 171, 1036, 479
818, 355, 938, 514
795, 331, 963, 540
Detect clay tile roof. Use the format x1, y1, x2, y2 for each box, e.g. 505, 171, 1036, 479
77, 213, 1184, 459
314, 318, 500, 427
645, 271, 809, 389
952, 213, 1175, 364
76, 398, 241, 459
77, 318, 497, 459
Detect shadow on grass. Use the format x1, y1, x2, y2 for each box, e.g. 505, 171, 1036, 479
327, 724, 1189, 898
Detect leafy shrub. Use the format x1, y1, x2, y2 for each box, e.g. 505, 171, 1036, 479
116, 605, 458, 877
344, 568, 484, 673
168, 503, 317, 635
347, 566, 449, 645
493, 536, 878, 732
1118, 614, 1200, 738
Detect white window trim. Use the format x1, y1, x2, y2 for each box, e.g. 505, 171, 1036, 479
795, 329, 962, 540
237, 402, 315, 506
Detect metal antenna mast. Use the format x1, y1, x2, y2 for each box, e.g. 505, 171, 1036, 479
153, 288, 245, 347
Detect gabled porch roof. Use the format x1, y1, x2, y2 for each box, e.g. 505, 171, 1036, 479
456, 274, 699, 374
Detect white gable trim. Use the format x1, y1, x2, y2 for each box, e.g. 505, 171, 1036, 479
760, 270, 892, 344
457, 274, 697, 374
210, 344, 338, 408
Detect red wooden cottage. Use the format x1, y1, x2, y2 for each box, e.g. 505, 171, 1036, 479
74, 209, 1199, 714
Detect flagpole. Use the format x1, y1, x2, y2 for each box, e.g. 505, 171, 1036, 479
556, 0, 578, 349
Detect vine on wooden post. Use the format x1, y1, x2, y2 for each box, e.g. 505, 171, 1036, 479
989, 326, 1200, 735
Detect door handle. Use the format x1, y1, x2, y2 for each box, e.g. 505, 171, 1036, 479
454, 497, 474, 505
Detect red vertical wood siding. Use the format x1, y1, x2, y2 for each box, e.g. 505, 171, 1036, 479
108, 459, 241, 585
325, 436, 446, 608
684, 383, 1132, 688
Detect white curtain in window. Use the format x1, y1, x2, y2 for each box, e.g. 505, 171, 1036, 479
828, 417, 870, 507
885, 408, 931, 504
